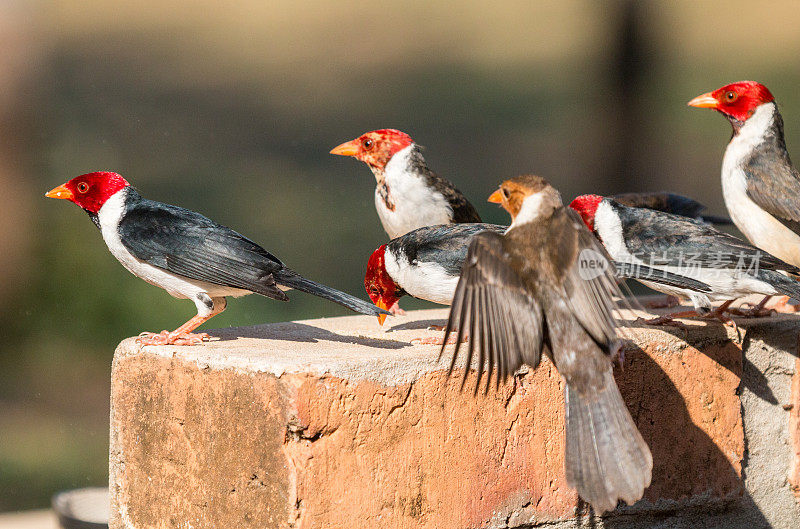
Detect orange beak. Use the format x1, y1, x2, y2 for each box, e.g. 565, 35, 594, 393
45, 183, 74, 200
687, 92, 719, 109
375, 299, 388, 326
330, 140, 360, 157
488, 189, 503, 203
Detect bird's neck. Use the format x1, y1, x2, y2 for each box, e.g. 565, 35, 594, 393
725, 102, 784, 163
374, 144, 430, 210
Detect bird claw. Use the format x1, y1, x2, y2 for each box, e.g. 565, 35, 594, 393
426, 324, 446, 331
702, 311, 740, 336
726, 306, 775, 318
137, 331, 210, 346
388, 302, 406, 316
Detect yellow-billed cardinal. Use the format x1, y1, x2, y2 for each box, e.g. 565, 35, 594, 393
610, 191, 731, 225
330, 129, 481, 239
366, 221, 707, 337
365, 223, 505, 334
689, 81, 800, 311
46, 172, 389, 346
570, 194, 800, 326
440, 175, 652, 513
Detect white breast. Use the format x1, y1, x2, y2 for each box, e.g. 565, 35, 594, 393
384, 249, 459, 305
375, 145, 453, 239
97, 190, 251, 314
721, 103, 800, 266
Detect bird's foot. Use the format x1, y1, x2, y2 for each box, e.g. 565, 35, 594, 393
701, 310, 740, 335
726, 305, 776, 318
388, 302, 406, 316
137, 330, 210, 346
427, 324, 446, 331
411, 333, 469, 346
770, 295, 800, 314
646, 295, 680, 309
635, 314, 690, 331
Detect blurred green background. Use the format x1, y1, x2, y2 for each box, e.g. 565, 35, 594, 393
1, 0, 800, 512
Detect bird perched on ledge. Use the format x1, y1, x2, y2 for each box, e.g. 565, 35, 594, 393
439, 175, 652, 513
46, 172, 388, 346
569, 194, 800, 327
689, 81, 800, 312
330, 129, 481, 239
365, 221, 708, 343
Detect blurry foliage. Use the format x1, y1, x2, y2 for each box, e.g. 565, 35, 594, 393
2, 0, 800, 512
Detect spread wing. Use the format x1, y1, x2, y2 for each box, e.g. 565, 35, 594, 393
118, 194, 288, 300
440, 231, 544, 394
561, 208, 626, 348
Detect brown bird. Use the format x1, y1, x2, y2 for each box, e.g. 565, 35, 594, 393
440, 175, 652, 513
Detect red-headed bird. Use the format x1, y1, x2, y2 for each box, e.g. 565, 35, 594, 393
689, 81, 800, 311
46, 172, 388, 345
570, 194, 800, 326
330, 129, 481, 239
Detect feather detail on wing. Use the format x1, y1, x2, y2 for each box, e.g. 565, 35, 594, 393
561, 208, 630, 347
439, 231, 544, 394
118, 197, 289, 300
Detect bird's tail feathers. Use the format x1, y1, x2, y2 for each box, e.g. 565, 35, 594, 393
769, 272, 800, 301
565, 370, 652, 514
275, 270, 389, 317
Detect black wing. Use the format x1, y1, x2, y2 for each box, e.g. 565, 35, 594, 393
611, 191, 731, 225
440, 231, 544, 394
616, 262, 713, 293
744, 145, 800, 236
409, 146, 482, 223
611, 200, 799, 274
118, 191, 288, 300
388, 223, 506, 276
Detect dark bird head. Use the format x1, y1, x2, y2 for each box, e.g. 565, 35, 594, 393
364, 244, 402, 326
488, 174, 562, 224
45, 171, 130, 213
569, 194, 604, 232
330, 129, 414, 171
688, 81, 775, 123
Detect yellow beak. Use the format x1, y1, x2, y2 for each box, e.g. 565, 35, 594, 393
375, 299, 388, 326
488, 189, 503, 203
45, 184, 74, 200
330, 140, 360, 157
687, 92, 719, 109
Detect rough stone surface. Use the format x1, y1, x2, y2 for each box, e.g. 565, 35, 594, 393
109, 306, 800, 529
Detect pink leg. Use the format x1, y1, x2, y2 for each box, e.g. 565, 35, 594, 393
727, 295, 776, 318
137, 314, 213, 346
388, 301, 406, 316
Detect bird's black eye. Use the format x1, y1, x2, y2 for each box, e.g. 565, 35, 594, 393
501, 188, 510, 199
77, 182, 89, 193
362, 138, 374, 150
724, 91, 738, 103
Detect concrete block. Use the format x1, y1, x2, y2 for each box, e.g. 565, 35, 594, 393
109, 307, 800, 528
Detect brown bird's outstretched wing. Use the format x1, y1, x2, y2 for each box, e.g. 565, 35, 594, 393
560, 208, 629, 349
439, 230, 544, 393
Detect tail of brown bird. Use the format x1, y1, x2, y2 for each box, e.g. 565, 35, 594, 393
564, 370, 652, 514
